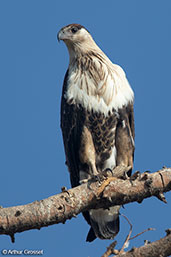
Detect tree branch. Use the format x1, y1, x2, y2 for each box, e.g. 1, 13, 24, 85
0, 167, 171, 239
115, 229, 171, 257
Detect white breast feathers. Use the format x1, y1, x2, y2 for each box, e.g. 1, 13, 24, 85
65, 57, 134, 116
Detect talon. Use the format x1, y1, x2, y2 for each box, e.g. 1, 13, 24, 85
80, 178, 89, 184
102, 168, 113, 177
130, 171, 140, 181
139, 173, 149, 181
124, 171, 129, 180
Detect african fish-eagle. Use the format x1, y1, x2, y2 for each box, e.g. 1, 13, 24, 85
57, 24, 135, 242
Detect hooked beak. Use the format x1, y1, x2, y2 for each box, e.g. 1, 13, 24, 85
57, 29, 64, 42
57, 31, 61, 42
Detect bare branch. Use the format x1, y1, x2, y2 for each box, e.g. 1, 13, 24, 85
129, 227, 155, 240
119, 214, 132, 254
103, 227, 155, 257
115, 230, 171, 257
0, 167, 170, 238
101, 241, 117, 257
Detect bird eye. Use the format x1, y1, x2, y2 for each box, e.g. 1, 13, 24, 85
71, 27, 78, 34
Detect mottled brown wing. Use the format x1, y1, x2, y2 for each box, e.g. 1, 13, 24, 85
60, 70, 84, 187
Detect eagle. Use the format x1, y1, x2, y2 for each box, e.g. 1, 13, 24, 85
57, 24, 135, 242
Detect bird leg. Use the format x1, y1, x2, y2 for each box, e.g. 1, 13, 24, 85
79, 126, 99, 184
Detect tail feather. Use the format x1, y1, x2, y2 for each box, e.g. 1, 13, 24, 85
87, 206, 120, 241
86, 227, 96, 242
105, 216, 120, 236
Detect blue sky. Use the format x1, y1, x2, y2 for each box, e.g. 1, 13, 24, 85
0, 0, 170, 256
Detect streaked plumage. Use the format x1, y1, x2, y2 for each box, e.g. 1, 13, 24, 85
58, 24, 135, 242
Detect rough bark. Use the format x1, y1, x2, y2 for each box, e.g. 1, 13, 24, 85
0, 167, 170, 240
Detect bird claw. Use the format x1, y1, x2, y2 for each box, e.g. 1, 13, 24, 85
90, 168, 112, 183
102, 168, 113, 177
96, 169, 118, 195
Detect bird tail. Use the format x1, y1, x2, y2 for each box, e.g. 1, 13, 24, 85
86, 206, 120, 242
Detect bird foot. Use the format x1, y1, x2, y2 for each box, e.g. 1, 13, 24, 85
97, 168, 117, 195
80, 178, 89, 184
97, 176, 117, 195
91, 168, 113, 182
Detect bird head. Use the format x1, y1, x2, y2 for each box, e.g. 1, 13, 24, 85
57, 24, 90, 43
57, 24, 99, 58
